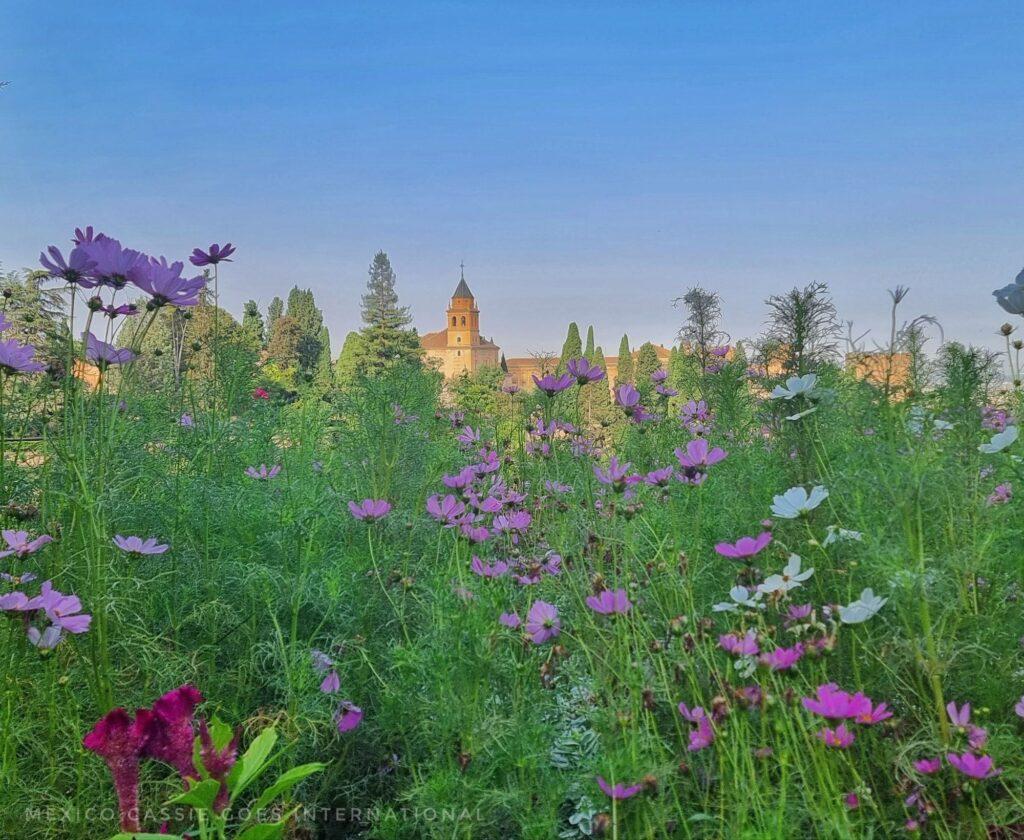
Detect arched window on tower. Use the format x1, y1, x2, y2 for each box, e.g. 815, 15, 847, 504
457, 350, 461, 356
457, 336, 461, 343
461, 316, 466, 326
452, 316, 457, 326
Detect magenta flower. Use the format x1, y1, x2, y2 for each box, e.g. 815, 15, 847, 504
524, 600, 560, 644
586, 588, 632, 615
714, 532, 772, 560
85, 333, 137, 368
113, 535, 169, 556
83, 706, 154, 831
39, 244, 97, 287
816, 724, 855, 749
853, 698, 893, 725
348, 499, 392, 521
596, 775, 643, 800
913, 757, 942, 774
197, 719, 239, 813
426, 493, 466, 523
499, 611, 521, 629
0, 530, 53, 558
144, 684, 204, 777
843, 792, 860, 810
759, 643, 804, 671
688, 715, 715, 751
189, 243, 236, 266
802, 684, 868, 719
719, 631, 759, 657
0, 338, 46, 374
947, 752, 1001, 779
677, 702, 706, 723
532, 372, 573, 396
246, 464, 281, 480
471, 557, 509, 578
335, 700, 363, 733
566, 358, 606, 385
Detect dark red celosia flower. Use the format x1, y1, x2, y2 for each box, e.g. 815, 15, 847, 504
143, 684, 204, 778
198, 719, 240, 813
82, 707, 154, 832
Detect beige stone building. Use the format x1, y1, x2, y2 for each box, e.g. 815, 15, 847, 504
420, 272, 501, 378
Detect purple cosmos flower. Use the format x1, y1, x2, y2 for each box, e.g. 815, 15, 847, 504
710, 345, 729, 357
615, 383, 642, 414
85, 334, 137, 368
714, 532, 772, 560
816, 724, 855, 749
0, 339, 46, 374
79, 236, 146, 289
946, 701, 971, 727
335, 700, 363, 733
719, 631, 760, 657
594, 456, 633, 490
759, 643, 805, 671
426, 493, 465, 523
113, 535, 169, 556
785, 603, 814, 625
675, 438, 728, 469
688, 715, 715, 751
566, 358, 606, 385
987, 483, 1012, 506
913, 757, 942, 775
644, 466, 675, 487
189, 243, 236, 266
1016, 694, 1024, 719
101, 303, 139, 318
470, 557, 509, 578
524, 600, 560, 644
0, 530, 53, 558
179, 413, 195, 428
0, 313, 9, 332
132, 257, 208, 308
502, 383, 520, 394
655, 383, 678, 397
499, 611, 521, 629
39, 244, 98, 287
348, 499, 392, 521
532, 372, 573, 397
947, 752, 1001, 779
311, 648, 334, 672
492, 510, 532, 535
0, 591, 30, 611
29, 581, 92, 634
246, 464, 281, 480
320, 670, 341, 693
586, 588, 633, 615
651, 369, 668, 383
73, 226, 100, 244
27, 624, 64, 649
680, 399, 714, 434
596, 775, 643, 800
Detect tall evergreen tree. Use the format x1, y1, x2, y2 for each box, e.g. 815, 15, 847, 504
335, 331, 366, 388
635, 341, 661, 399
584, 345, 616, 429
286, 286, 326, 377
266, 296, 284, 346
358, 251, 422, 374
615, 334, 634, 386
241, 300, 265, 351
584, 325, 595, 361
314, 326, 333, 387
557, 322, 582, 371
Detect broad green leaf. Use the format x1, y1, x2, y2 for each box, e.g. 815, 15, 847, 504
169, 777, 221, 811
251, 762, 326, 811
229, 726, 278, 801
235, 820, 287, 840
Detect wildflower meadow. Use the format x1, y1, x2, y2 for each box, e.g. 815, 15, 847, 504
2, 229, 1024, 840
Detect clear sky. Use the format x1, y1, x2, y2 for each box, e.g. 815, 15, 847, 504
2, 1, 1022, 358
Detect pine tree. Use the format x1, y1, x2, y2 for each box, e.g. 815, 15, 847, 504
241, 300, 265, 351
557, 322, 583, 371
357, 251, 422, 374
584, 325, 595, 361
635, 341, 661, 399
615, 334, 634, 386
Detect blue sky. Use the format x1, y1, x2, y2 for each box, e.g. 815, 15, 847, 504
2, 1, 1022, 357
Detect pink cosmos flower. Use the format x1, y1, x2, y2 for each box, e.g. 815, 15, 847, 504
596, 775, 643, 800
524, 600, 560, 644
594, 455, 633, 490
913, 757, 942, 774
946, 752, 1001, 779
852, 698, 893, 725
499, 612, 521, 629
29, 581, 92, 634
0, 529, 53, 558
688, 715, 716, 751
348, 499, 392, 521
586, 588, 633, 615
320, 670, 341, 693
987, 483, 1012, 506
246, 464, 281, 480
335, 701, 363, 733
470, 557, 509, 578
426, 493, 466, 523
816, 724, 855, 749
113, 535, 169, 556
675, 438, 728, 469
1015, 695, 1024, 718
714, 532, 772, 560
802, 683, 867, 719
759, 643, 805, 671
719, 631, 759, 657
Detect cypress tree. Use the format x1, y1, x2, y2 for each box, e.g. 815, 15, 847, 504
615, 334, 634, 386
557, 322, 582, 371
584, 325, 595, 361
635, 341, 661, 398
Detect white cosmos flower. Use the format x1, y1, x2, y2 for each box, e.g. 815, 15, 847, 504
712, 585, 765, 612
758, 554, 814, 594
933, 419, 955, 431
838, 588, 888, 624
979, 425, 1019, 454
822, 526, 863, 547
771, 374, 819, 400
770, 485, 829, 519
